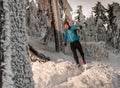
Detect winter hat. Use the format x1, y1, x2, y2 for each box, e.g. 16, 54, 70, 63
64, 21, 69, 26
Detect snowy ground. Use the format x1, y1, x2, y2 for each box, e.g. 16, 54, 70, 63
31, 49, 120, 88
108, 52, 120, 69
30, 39, 120, 88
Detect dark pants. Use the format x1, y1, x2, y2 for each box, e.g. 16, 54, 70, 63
70, 40, 85, 64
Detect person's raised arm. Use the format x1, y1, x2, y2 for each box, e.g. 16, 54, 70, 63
73, 25, 82, 30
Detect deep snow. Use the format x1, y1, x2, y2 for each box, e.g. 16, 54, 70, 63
31, 49, 120, 88
29, 38, 120, 88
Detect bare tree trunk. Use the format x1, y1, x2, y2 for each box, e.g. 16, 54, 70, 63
51, 0, 63, 52
0, 0, 34, 88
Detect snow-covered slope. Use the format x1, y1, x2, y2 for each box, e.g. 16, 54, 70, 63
31, 50, 120, 88
29, 37, 120, 88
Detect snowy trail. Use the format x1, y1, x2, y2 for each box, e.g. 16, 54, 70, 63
29, 37, 56, 52
29, 38, 75, 62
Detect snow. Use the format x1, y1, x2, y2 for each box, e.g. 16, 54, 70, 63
29, 36, 120, 88
28, 1, 120, 87
2, 1, 14, 88
108, 52, 120, 69
31, 49, 120, 88
2, 0, 34, 88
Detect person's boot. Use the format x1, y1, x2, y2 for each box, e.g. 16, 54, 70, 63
77, 64, 81, 68
82, 60, 86, 65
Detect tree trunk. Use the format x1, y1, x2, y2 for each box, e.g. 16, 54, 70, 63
0, 0, 34, 88
51, 0, 63, 52
0, 1, 4, 87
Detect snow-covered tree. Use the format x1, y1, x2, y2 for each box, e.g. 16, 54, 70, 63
106, 4, 115, 47
92, 2, 108, 24
0, 1, 4, 87
0, 0, 34, 88
85, 15, 97, 42
75, 5, 86, 25
107, 2, 120, 51
26, 0, 47, 42
26, 0, 65, 52
92, 2, 107, 42
74, 5, 86, 42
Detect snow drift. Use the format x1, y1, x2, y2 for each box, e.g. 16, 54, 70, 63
32, 60, 120, 88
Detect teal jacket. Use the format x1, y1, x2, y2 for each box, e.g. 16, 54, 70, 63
64, 25, 79, 43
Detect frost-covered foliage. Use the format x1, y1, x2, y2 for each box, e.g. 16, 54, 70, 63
1, 0, 34, 88
84, 42, 108, 60
85, 16, 97, 42
75, 5, 86, 25
75, 5, 86, 42
27, 0, 65, 52
85, 15, 106, 42
26, 0, 54, 51
74, 2, 107, 43
0, 0, 6, 87
26, 0, 47, 41
92, 2, 107, 42
92, 1, 108, 24
107, 2, 120, 52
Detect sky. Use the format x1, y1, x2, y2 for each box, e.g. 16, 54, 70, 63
67, 0, 120, 19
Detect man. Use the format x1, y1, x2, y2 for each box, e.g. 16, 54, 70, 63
62, 21, 86, 67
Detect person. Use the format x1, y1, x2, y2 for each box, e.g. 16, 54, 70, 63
62, 21, 86, 67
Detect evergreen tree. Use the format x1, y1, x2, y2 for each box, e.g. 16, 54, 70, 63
107, 3, 120, 50
85, 15, 97, 42
92, 2, 108, 24
106, 4, 115, 47
0, 1, 4, 87
75, 5, 86, 42
26, 0, 47, 41
75, 5, 86, 25
92, 2, 107, 42
0, 0, 34, 88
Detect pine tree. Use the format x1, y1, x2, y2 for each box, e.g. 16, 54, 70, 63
75, 5, 86, 25
85, 15, 97, 42
92, 2, 107, 24
0, 1, 4, 87
26, 0, 47, 41
106, 4, 115, 47
0, 0, 34, 88
107, 3, 120, 50
74, 5, 86, 42
92, 2, 107, 42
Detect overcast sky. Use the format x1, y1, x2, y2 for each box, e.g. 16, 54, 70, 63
67, 0, 120, 19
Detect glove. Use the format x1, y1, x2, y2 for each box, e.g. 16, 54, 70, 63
61, 42, 67, 46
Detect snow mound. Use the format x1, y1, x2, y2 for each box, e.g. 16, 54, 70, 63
32, 61, 81, 88
32, 61, 120, 88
